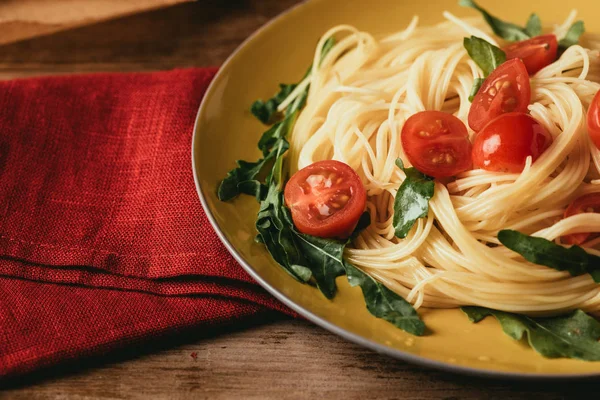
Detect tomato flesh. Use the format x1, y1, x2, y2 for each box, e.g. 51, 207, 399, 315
401, 111, 472, 178
468, 59, 531, 132
284, 160, 367, 239
503, 34, 558, 75
588, 90, 600, 150
471, 112, 552, 173
562, 193, 600, 245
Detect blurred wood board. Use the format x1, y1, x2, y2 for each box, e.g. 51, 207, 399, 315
0, 0, 193, 45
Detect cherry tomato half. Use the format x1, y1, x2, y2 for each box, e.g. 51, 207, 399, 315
400, 111, 472, 178
562, 193, 600, 245
503, 34, 558, 75
588, 90, 600, 150
471, 112, 552, 173
284, 160, 367, 239
468, 59, 531, 132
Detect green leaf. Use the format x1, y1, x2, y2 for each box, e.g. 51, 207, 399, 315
393, 159, 435, 239
250, 36, 335, 125
293, 233, 346, 299
468, 77, 484, 102
462, 307, 600, 361
459, 0, 530, 41
251, 84, 297, 125
559, 21, 585, 52
345, 261, 425, 336
463, 36, 507, 77
498, 230, 600, 282
218, 38, 336, 202
524, 13, 542, 37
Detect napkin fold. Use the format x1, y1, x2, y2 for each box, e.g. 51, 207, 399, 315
0, 68, 292, 379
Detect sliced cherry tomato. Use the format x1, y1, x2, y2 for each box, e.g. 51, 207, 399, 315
400, 110, 472, 178
588, 90, 600, 150
472, 112, 552, 173
503, 34, 558, 75
284, 160, 367, 239
468, 59, 531, 132
562, 193, 600, 245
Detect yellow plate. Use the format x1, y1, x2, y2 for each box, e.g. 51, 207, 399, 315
192, 0, 600, 378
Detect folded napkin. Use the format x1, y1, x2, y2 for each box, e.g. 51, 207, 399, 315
0, 68, 293, 379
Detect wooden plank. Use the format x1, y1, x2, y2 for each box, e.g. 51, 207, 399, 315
0, 0, 302, 79
1, 319, 591, 399
0, 0, 193, 46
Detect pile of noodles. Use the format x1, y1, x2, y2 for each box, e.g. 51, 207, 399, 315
280, 11, 600, 315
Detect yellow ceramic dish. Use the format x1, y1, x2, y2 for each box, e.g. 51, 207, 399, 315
192, 0, 600, 378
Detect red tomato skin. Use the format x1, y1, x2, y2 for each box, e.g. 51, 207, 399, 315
503, 34, 558, 75
471, 113, 552, 173
562, 193, 600, 245
588, 90, 600, 150
284, 160, 367, 239
401, 111, 472, 178
468, 59, 531, 132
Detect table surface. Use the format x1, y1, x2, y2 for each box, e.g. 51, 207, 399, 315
1, 1, 598, 398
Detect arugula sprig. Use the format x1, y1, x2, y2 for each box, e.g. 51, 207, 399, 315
498, 230, 600, 282
218, 38, 334, 202
459, 0, 584, 50
459, 0, 534, 41
393, 159, 435, 238
558, 20, 585, 53
463, 307, 600, 361
463, 36, 506, 101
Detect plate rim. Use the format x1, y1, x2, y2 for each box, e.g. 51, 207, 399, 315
191, 0, 600, 380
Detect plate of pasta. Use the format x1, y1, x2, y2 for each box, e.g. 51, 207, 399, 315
193, 0, 600, 377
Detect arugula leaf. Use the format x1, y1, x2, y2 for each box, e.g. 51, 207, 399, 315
468, 77, 484, 102
218, 39, 333, 202
462, 307, 600, 361
463, 36, 507, 77
393, 159, 435, 239
559, 21, 585, 52
251, 84, 297, 125
498, 230, 600, 282
524, 13, 542, 37
293, 233, 347, 298
459, 0, 530, 41
345, 261, 426, 335
250, 36, 335, 125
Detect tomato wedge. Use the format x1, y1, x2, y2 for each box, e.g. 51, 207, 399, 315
588, 90, 600, 150
468, 59, 531, 132
472, 112, 552, 173
503, 34, 558, 75
400, 111, 472, 178
284, 160, 367, 239
562, 193, 600, 245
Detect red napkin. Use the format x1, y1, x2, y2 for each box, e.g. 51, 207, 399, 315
0, 68, 293, 379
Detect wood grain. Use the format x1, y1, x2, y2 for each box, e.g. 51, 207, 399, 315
1, 1, 598, 398
2, 319, 598, 400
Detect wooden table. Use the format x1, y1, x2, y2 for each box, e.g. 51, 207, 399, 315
0, 2, 595, 398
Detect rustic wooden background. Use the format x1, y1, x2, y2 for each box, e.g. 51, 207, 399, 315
0, 1, 598, 398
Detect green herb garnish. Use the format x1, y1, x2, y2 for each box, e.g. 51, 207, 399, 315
459, 0, 531, 41
463, 36, 506, 77
393, 159, 435, 239
498, 230, 600, 282
559, 21, 585, 52
463, 307, 600, 361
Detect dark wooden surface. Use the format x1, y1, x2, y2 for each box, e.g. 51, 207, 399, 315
0, 2, 593, 398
